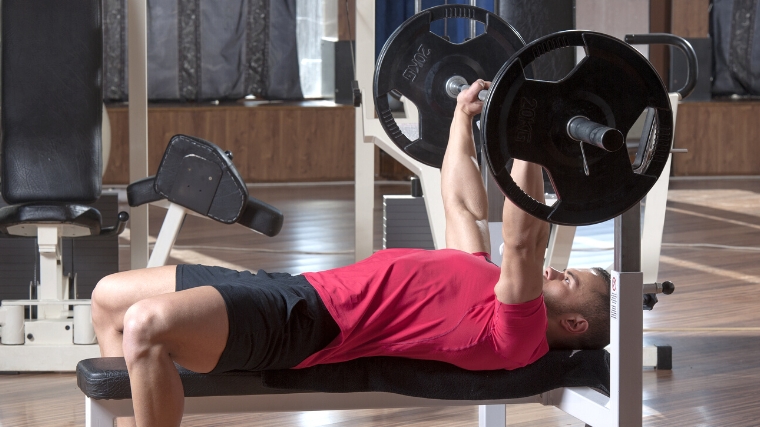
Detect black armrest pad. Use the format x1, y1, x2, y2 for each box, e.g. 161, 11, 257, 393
237, 196, 284, 237
155, 135, 246, 223
127, 176, 162, 207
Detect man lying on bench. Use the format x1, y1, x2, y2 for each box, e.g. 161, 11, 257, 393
90, 81, 611, 427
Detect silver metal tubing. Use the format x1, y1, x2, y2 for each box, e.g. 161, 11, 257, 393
614, 205, 642, 273
469, 0, 477, 39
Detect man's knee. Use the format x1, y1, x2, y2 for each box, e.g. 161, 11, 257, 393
91, 273, 122, 327
122, 300, 170, 361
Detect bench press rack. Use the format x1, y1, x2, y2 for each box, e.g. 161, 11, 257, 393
348, 2, 682, 425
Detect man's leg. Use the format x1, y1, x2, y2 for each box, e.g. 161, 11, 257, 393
91, 266, 178, 357
122, 285, 229, 427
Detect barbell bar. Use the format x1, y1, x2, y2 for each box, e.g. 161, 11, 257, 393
445, 74, 625, 154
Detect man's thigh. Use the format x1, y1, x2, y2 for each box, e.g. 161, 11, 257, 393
93, 266, 178, 327
126, 285, 228, 373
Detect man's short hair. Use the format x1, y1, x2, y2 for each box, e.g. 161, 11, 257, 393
576, 267, 611, 349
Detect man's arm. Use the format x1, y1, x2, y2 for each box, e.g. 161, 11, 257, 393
494, 160, 550, 304
441, 80, 491, 254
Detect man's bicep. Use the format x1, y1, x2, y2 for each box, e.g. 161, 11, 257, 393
444, 207, 490, 254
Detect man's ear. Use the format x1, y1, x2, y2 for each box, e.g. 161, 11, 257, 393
560, 314, 588, 335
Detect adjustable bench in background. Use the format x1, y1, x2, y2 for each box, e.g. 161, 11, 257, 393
0, 0, 128, 371
0, 0, 282, 372
126, 134, 284, 268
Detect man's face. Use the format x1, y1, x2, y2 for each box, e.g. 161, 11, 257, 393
542, 267, 605, 314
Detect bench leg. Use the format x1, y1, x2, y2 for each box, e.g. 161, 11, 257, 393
86, 397, 116, 427
479, 404, 506, 427
86, 397, 133, 427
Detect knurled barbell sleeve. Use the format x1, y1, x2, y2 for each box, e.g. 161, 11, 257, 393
566, 116, 625, 152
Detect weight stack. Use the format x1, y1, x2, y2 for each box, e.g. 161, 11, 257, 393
383, 195, 435, 250
0, 192, 120, 301
496, 0, 575, 80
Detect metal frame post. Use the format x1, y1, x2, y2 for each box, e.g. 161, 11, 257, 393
354, 0, 447, 262
127, 0, 150, 269
146, 203, 189, 268
610, 206, 644, 427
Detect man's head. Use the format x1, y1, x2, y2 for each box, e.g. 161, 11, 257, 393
542, 267, 611, 350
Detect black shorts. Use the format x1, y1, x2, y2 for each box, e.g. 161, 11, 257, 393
176, 264, 339, 373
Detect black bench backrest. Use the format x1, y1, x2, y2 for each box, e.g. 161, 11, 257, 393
1, 0, 103, 204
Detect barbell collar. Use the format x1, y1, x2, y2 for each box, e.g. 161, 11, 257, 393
445, 75, 489, 102
566, 116, 625, 152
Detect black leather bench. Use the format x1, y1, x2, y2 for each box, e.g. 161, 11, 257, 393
78, 351, 609, 426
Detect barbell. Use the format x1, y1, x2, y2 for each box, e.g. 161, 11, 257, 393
444, 76, 625, 153
373, 4, 697, 226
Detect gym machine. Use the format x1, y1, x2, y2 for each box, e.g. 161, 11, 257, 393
0, 0, 129, 371
0, 0, 283, 371
0, 133, 283, 373
125, 134, 283, 269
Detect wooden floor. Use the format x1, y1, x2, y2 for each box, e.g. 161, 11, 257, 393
2, 178, 760, 426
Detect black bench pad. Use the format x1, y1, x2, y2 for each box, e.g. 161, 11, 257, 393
77, 350, 609, 401
77, 357, 300, 400
155, 135, 247, 224
0, 203, 102, 236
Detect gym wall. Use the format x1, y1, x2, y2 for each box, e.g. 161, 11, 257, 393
103, 0, 302, 102
668, 0, 760, 175
99, 0, 760, 183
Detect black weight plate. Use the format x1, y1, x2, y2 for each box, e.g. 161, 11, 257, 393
374, 5, 526, 168
483, 31, 673, 225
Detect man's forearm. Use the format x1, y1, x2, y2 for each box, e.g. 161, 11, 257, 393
494, 159, 548, 304
501, 160, 548, 248
441, 108, 488, 221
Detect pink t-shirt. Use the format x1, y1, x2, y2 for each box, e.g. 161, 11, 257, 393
296, 248, 549, 371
